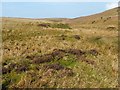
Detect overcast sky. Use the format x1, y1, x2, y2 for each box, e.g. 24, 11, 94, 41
2, 2, 118, 18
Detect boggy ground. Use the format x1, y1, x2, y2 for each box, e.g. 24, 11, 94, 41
2, 48, 99, 88
1, 17, 118, 88
2, 48, 98, 77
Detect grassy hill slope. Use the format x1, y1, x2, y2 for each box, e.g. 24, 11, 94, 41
1, 8, 118, 88
66, 8, 118, 29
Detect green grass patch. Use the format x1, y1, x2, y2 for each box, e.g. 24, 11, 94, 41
51, 23, 72, 29
59, 55, 77, 67
2, 72, 24, 89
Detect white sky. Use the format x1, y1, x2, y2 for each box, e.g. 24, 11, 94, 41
106, 2, 118, 10
1, 0, 119, 2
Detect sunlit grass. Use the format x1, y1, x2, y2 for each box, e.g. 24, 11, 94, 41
2, 17, 118, 88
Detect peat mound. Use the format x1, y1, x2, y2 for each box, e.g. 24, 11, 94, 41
26, 48, 97, 65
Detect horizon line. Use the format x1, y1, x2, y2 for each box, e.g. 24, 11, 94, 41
1, 7, 117, 19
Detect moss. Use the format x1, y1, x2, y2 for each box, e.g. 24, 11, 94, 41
58, 54, 77, 68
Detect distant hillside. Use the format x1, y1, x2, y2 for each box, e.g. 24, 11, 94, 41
2, 7, 118, 30
66, 8, 118, 29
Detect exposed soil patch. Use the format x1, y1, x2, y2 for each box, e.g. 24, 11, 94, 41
106, 26, 117, 30
43, 63, 74, 77
88, 49, 99, 56
2, 62, 8, 66
81, 59, 95, 65
58, 34, 67, 40
2, 67, 11, 74
26, 48, 96, 65
44, 63, 64, 70
2, 48, 97, 75
8, 63, 16, 70
2, 63, 17, 74
37, 23, 50, 28
32, 54, 54, 64
51, 49, 65, 59
26, 55, 35, 60
56, 68, 74, 77
62, 68, 74, 77
64, 49, 85, 56
15, 64, 29, 73
73, 35, 81, 40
